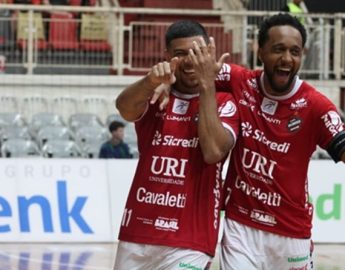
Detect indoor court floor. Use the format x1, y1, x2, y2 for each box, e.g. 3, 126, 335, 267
0, 243, 344, 270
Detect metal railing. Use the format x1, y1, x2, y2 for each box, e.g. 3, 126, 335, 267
0, 4, 344, 79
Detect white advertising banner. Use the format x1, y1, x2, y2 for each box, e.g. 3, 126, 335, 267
0, 159, 112, 242
0, 159, 343, 243
309, 160, 345, 242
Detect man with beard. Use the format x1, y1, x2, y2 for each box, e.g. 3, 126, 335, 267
113, 20, 239, 270
214, 13, 345, 269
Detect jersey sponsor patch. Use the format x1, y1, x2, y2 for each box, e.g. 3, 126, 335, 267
261, 97, 278, 115
172, 98, 189, 115
321, 111, 344, 136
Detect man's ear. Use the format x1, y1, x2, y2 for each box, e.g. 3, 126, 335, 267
257, 48, 263, 62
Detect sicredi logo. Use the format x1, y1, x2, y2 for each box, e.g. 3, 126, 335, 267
152, 131, 199, 148
0, 181, 92, 234
241, 122, 290, 153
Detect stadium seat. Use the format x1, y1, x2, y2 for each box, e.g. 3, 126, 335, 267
21, 96, 49, 119
0, 112, 27, 127
74, 125, 109, 153
79, 13, 111, 52
0, 126, 32, 144
82, 96, 109, 122
106, 113, 128, 126
52, 96, 78, 122
82, 141, 103, 158
49, 12, 79, 50
68, 113, 104, 132
1, 138, 40, 158
41, 139, 83, 158
36, 126, 74, 148
16, 11, 48, 50
29, 112, 65, 134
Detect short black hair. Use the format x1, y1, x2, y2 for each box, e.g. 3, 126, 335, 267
165, 20, 209, 48
258, 13, 307, 48
109, 121, 125, 133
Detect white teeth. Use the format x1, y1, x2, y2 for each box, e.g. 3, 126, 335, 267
184, 69, 194, 73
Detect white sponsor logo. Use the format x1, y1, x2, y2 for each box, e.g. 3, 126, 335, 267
250, 209, 277, 225
257, 111, 281, 125
290, 98, 308, 110
151, 156, 188, 178
243, 90, 257, 103
242, 148, 277, 180
246, 79, 258, 90
235, 177, 281, 206
152, 131, 199, 148
136, 187, 186, 208
239, 99, 256, 111
321, 111, 344, 136
219, 100, 236, 117
261, 97, 278, 115
241, 123, 290, 153
155, 112, 191, 122
154, 217, 179, 231
213, 162, 222, 230
172, 98, 189, 115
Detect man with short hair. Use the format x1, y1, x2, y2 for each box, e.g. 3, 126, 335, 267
214, 13, 345, 269
98, 120, 132, 159
113, 20, 239, 269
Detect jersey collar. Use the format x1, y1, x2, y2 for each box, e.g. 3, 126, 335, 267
171, 88, 199, 100
260, 72, 303, 101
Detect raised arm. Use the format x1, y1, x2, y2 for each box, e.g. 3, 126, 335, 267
116, 59, 177, 122
190, 37, 236, 164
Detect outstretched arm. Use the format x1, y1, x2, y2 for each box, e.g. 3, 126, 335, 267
189, 37, 235, 164
116, 59, 177, 122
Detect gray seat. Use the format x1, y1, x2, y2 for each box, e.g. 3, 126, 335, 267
0, 112, 27, 127
0, 126, 32, 143
68, 113, 104, 132
74, 126, 109, 158
1, 138, 40, 158
41, 139, 83, 158
82, 97, 109, 123
29, 112, 65, 134
21, 96, 49, 120
36, 126, 74, 148
106, 113, 128, 126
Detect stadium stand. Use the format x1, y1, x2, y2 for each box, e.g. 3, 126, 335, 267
41, 139, 83, 158
1, 138, 41, 157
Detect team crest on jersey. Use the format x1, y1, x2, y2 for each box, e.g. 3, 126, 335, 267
172, 98, 189, 115
154, 217, 179, 232
290, 98, 308, 110
219, 100, 236, 117
261, 97, 278, 115
287, 117, 302, 132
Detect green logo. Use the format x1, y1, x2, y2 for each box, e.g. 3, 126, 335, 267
287, 255, 309, 263
179, 262, 202, 270
309, 184, 342, 220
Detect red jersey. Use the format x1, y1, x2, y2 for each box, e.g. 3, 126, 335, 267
216, 64, 345, 239
118, 90, 239, 256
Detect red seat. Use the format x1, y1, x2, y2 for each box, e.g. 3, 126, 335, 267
69, 0, 81, 5
80, 40, 111, 51
17, 39, 48, 50
49, 12, 79, 50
